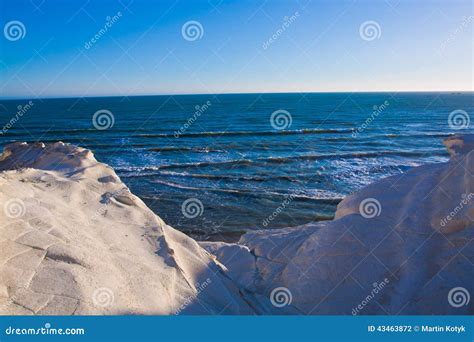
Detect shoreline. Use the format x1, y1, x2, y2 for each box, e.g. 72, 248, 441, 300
1, 92, 464, 235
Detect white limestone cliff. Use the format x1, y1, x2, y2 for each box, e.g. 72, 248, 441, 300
1, 136, 472, 315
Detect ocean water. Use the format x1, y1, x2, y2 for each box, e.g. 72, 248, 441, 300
1, 92, 473, 240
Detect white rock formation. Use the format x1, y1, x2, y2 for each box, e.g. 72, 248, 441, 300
0, 142, 253, 315
202, 135, 474, 315
1, 136, 473, 315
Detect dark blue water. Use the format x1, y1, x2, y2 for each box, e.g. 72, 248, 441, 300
1, 92, 473, 240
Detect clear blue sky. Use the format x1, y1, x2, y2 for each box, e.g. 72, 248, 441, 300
0, 0, 472, 98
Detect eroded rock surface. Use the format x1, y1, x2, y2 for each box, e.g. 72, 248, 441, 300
203, 135, 474, 315
0, 142, 253, 315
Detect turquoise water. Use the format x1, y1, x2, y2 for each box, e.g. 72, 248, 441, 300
0, 92, 472, 239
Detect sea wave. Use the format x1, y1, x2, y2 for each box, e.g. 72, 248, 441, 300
134, 128, 353, 138
114, 149, 447, 172
149, 146, 227, 153
149, 179, 344, 202
159, 171, 303, 182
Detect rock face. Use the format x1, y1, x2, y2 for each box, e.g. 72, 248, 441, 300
1, 137, 473, 315
202, 135, 474, 315
0, 142, 253, 315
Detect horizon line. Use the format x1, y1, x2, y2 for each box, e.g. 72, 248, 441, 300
1, 89, 473, 101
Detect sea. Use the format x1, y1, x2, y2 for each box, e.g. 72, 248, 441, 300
1, 92, 472, 240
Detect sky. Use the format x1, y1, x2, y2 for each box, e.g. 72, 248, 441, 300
0, 0, 472, 98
